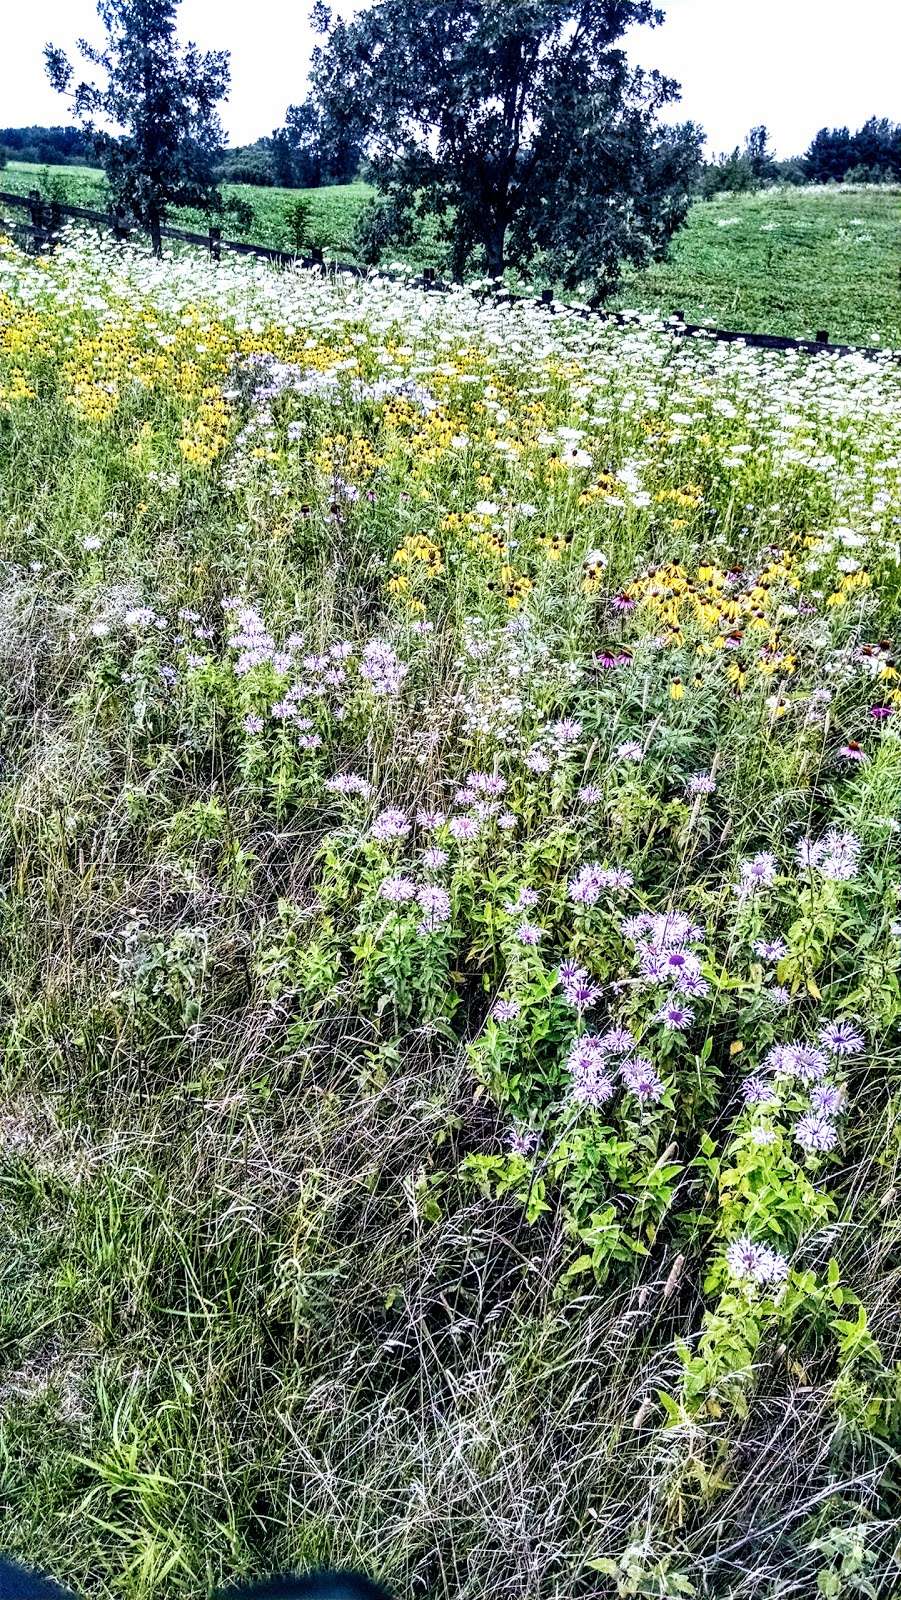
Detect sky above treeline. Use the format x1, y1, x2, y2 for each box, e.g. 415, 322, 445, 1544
1, 0, 898, 159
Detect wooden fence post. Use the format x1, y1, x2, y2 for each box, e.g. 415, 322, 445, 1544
209, 225, 221, 262
109, 206, 130, 243
540, 289, 553, 307
815, 330, 829, 344
423, 266, 435, 288
311, 246, 324, 267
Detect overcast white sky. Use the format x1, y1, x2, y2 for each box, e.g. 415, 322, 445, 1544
1, 0, 898, 157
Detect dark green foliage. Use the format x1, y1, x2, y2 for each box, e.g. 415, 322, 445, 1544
0, 126, 92, 166
216, 139, 280, 187
308, 0, 702, 294
699, 125, 777, 198
804, 117, 901, 184
44, 0, 230, 254
272, 101, 363, 190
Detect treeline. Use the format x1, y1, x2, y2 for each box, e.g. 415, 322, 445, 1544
216, 104, 362, 188
0, 114, 362, 191
0, 124, 92, 166
701, 117, 901, 196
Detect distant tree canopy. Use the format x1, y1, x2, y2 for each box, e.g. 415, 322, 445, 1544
214, 139, 278, 186
45, 0, 231, 254
699, 125, 777, 197
306, 0, 703, 297
271, 101, 363, 189
804, 118, 901, 184
0, 125, 93, 166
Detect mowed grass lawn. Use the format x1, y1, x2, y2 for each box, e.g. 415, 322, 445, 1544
3, 160, 900, 347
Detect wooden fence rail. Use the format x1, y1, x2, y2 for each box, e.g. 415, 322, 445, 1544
1, 187, 898, 365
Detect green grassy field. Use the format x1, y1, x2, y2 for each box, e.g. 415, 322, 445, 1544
3, 160, 901, 347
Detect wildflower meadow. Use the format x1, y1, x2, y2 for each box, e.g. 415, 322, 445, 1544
0, 228, 899, 1598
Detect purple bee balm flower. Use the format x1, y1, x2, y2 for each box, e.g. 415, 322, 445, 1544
766, 985, 791, 1009
326, 773, 372, 798
676, 970, 710, 998
599, 1027, 634, 1056
735, 852, 778, 897
563, 975, 602, 1009
797, 828, 861, 881
507, 1125, 539, 1156
570, 1070, 616, 1109
657, 1000, 695, 1031
753, 938, 788, 963
687, 772, 716, 796
622, 1056, 665, 1103
558, 959, 586, 986
762, 1043, 793, 1074
379, 875, 418, 905
422, 847, 449, 870
416, 809, 446, 830
725, 1237, 789, 1288
577, 783, 604, 805
243, 713, 264, 735
567, 1035, 608, 1073
449, 814, 481, 842
794, 1113, 839, 1153
525, 748, 552, 774
784, 1043, 829, 1083
810, 1083, 845, 1116
615, 740, 644, 762
569, 863, 634, 906
417, 884, 452, 931
819, 1019, 864, 1057
566, 1036, 615, 1108
492, 998, 521, 1023
550, 717, 583, 747
468, 771, 507, 797
372, 808, 411, 842
741, 1074, 778, 1106
725, 1238, 766, 1281
497, 811, 518, 832
515, 921, 545, 946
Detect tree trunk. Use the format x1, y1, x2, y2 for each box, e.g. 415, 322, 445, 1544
484, 224, 506, 280
149, 208, 162, 258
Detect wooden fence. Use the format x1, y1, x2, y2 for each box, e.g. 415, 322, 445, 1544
1, 186, 898, 365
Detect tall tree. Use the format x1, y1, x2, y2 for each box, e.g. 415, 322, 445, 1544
273, 100, 363, 189
45, 0, 230, 255
308, 0, 702, 296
